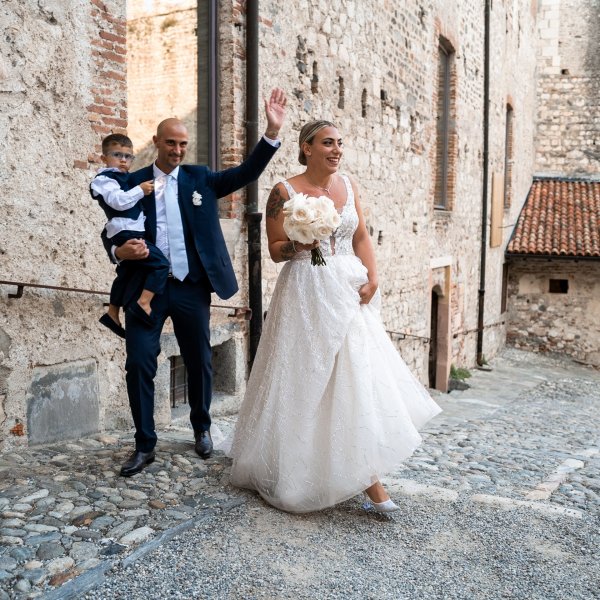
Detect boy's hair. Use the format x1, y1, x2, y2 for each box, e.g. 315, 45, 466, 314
102, 133, 133, 154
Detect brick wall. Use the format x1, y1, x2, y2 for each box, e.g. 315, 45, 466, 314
217, 0, 250, 221
126, 0, 198, 165
81, 0, 128, 168
251, 0, 539, 379
124, 2, 541, 382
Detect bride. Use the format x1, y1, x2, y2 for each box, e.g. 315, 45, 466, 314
228, 120, 441, 513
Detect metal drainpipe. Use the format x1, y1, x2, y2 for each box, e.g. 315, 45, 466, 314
245, 0, 262, 368
197, 0, 219, 168
477, 0, 491, 366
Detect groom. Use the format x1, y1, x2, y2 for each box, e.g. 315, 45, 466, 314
106, 88, 287, 476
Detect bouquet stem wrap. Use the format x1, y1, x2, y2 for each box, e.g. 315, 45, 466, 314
311, 247, 326, 266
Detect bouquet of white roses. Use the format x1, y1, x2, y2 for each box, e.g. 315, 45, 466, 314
282, 193, 342, 266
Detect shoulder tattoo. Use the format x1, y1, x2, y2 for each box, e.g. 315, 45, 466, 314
266, 185, 285, 219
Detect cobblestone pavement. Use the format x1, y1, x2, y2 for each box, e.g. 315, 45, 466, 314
389, 348, 600, 516
0, 348, 599, 599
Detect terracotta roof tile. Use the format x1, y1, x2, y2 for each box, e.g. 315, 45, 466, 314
506, 178, 600, 258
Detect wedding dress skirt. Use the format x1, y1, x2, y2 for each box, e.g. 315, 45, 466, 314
228, 176, 441, 513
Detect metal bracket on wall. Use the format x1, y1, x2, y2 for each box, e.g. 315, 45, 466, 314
1, 280, 109, 299
214, 305, 252, 320
8, 285, 24, 299
387, 329, 431, 343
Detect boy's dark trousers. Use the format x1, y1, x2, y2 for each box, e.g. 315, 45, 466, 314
108, 230, 170, 307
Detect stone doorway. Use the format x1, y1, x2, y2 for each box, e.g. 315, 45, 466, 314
429, 289, 439, 388
429, 260, 452, 392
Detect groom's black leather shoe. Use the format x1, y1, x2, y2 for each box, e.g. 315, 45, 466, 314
120, 450, 156, 477
194, 430, 213, 459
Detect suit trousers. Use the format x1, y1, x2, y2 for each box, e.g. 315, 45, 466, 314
109, 231, 170, 307
124, 276, 212, 452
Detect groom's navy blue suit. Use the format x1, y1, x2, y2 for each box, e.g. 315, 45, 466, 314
104, 139, 278, 452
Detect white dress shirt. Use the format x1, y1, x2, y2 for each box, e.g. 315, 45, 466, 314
152, 163, 179, 267
91, 167, 145, 238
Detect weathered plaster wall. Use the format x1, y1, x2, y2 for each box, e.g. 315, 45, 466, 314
0, 0, 132, 450
506, 260, 600, 366
535, 0, 600, 175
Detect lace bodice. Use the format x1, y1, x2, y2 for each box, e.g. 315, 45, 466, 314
281, 175, 358, 260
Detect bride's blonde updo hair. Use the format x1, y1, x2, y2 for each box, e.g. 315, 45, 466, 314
298, 120, 337, 165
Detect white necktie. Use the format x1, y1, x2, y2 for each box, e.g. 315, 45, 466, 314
164, 175, 189, 281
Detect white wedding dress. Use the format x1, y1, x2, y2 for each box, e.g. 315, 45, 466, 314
228, 175, 441, 513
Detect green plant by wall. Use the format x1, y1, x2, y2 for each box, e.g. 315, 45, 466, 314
450, 365, 472, 380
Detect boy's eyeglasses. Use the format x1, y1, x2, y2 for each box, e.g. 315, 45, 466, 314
107, 151, 135, 161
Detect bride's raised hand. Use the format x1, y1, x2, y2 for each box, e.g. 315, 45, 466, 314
358, 281, 378, 304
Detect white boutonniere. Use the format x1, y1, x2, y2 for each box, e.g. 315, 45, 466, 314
192, 191, 203, 206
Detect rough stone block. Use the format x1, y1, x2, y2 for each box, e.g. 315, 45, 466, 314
212, 334, 244, 395
26, 360, 99, 445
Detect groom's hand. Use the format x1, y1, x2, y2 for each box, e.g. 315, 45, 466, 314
115, 238, 149, 261
264, 88, 287, 139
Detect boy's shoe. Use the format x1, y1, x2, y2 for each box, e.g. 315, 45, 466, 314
99, 313, 126, 338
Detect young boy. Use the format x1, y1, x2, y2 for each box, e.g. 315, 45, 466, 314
91, 133, 170, 337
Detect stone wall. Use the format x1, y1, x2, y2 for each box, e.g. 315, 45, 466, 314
0, 0, 546, 448
535, 0, 600, 175
0, 0, 132, 450
125, 0, 540, 384
246, 0, 539, 379
506, 259, 600, 366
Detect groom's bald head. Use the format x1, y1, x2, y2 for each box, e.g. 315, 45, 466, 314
153, 118, 189, 173
156, 118, 186, 138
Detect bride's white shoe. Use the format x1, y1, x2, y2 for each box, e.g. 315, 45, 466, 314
363, 493, 400, 513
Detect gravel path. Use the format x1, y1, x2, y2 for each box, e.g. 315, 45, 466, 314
86, 493, 599, 599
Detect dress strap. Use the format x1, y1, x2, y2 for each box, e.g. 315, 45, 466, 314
280, 180, 296, 197
340, 174, 354, 208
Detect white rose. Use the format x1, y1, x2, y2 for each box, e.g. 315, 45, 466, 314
314, 224, 333, 240
283, 220, 315, 245
283, 193, 306, 217
293, 225, 315, 245
292, 204, 316, 224
325, 210, 341, 229
315, 195, 334, 212
282, 198, 295, 217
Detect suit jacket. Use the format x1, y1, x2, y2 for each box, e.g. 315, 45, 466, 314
102, 138, 278, 300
